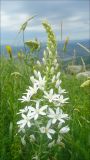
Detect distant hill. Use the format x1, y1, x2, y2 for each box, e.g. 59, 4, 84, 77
1, 39, 90, 64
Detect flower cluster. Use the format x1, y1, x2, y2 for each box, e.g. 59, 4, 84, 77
17, 21, 70, 148
17, 67, 69, 143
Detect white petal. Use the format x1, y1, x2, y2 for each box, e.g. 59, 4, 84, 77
40, 127, 45, 133
34, 114, 38, 120
17, 119, 25, 125
27, 121, 31, 127
56, 107, 60, 114
28, 106, 35, 112
36, 101, 40, 109
40, 111, 46, 115
50, 89, 53, 95
49, 108, 55, 115
47, 120, 52, 128
52, 118, 57, 124
49, 129, 55, 134
40, 105, 48, 111
22, 114, 27, 119
47, 133, 52, 139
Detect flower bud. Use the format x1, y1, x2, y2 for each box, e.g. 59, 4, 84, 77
37, 60, 41, 67
21, 136, 26, 146
51, 67, 54, 74
48, 140, 55, 148
30, 134, 36, 142
52, 75, 56, 83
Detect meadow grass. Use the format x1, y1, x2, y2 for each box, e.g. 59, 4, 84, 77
0, 55, 90, 160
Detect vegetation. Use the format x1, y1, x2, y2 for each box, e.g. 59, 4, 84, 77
0, 20, 90, 160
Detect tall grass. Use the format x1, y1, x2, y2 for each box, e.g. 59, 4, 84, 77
0, 56, 89, 160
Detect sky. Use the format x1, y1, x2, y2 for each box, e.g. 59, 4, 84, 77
1, 0, 90, 45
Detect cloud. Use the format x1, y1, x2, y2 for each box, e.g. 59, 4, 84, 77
1, 0, 90, 44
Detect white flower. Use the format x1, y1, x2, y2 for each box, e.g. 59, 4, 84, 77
18, 93, 31, 103
17, 113, 32, 129
54, 95, 69, 106
44, 89, 59, 103
60, 126, 70, 134
19, 84, 38, 103
48, 107, 69, 124
55, 79, 62, 88
28, 101, 48, 120
58, 86, 67, 94
26, 84, 38, 97
17, 106, 28, 114
34, 73, 46, 91
40, 120, 55, 139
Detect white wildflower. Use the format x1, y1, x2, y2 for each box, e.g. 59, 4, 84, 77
28, 101, 47, 120
30, 72, 46, 91
60, 126, 70, 134
44, 89, 59, 103
17, 106, 28, 114
40, 120, 55, 139
26, 84, 38, 97
54, 95, 69, 106
58, 86, 67, 94
48, 107, 69, 124
18, 93, 31, 103
17, 113, 32, 129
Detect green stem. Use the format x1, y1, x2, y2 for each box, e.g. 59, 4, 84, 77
23, 31, 26, 53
